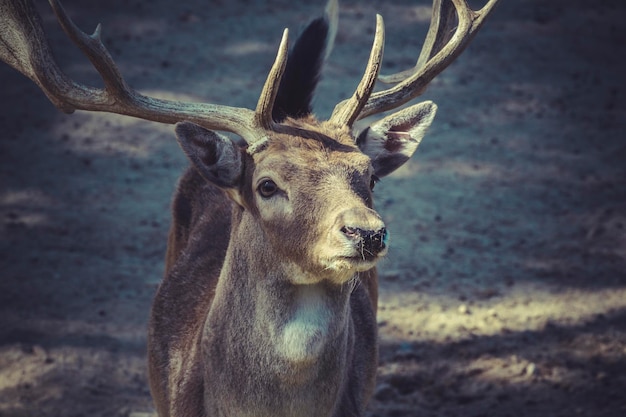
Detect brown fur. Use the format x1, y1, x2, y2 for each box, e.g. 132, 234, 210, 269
146, 89, 440, 415
0, 0, 479, 414
149, 118, 384, 417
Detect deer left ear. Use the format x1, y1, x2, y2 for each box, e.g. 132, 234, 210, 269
175, 122, 243, 189
357, 101, 437, 177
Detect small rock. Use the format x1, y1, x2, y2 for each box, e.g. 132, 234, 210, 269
524, 362, 537, 377
374, 383, 398, 402
32, 345, 47, 359
393, 342, 420, 361
458, 304, 470, 315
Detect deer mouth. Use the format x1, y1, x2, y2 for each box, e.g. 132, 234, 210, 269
346, 250, 386, 265
330, 252, 386, 273
318, 225, 389, 274
345, 246, 387, 263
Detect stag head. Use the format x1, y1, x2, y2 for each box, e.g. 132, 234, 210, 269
170, 7, 440, 285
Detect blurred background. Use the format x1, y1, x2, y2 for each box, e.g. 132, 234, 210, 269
1, 0, 625, 416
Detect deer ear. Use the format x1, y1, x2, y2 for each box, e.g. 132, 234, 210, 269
272, 0, 337, 122
175, 122, 243, 189
357, 101, 437, 177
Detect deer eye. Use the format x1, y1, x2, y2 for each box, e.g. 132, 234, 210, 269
370, 175, 380, 191
258, 179, 279, 198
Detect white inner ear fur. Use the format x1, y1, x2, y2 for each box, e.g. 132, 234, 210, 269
358, 101, 437, 177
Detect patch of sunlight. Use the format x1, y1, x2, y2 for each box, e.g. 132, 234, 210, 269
0, 189, 55, 207
1, 189, 54, 227
50, 104, 180, 159
0, 325, 146, 406
0, 313, 146, 395
378, 284, 626, 344
388, 159, 507, 180
5, 212, 48, 227
372, 4, 433, 25
105, 17, 167, 38
0, 346, 60, 392
223, 41, 274, 56
137, 90, 206, 105
408, 5, 438, 23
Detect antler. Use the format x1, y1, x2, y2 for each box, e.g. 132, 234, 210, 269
0, 0, 498, 141
329, 14, 384, 127
331, 0, 499, 125
0, 0, 288, 146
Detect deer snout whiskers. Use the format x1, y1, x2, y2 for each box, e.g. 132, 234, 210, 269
336, 207, 388, 262
340, 226, 388, 260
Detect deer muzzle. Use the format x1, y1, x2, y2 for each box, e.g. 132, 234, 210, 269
336, 207, 388, 262
340, 226, 388, 260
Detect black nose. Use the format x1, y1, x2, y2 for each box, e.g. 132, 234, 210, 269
341, 226, 388, 260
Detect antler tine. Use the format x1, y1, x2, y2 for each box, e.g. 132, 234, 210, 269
48, 0, 130, 102
329, 14, 384, 128
378, 0, 456, 85
254, 28, 289, 131
357, 0, 500, 120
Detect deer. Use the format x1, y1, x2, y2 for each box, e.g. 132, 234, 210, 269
0, 0, 499, 415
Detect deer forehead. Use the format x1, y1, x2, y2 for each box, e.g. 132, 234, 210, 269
252, 145, 372, 191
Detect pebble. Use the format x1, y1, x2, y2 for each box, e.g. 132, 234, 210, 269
374, 383, 398, 402
458, 304, 470, 315
525, 362, 537, 377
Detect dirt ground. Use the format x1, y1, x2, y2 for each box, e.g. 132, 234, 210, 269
1, 0, 625, 416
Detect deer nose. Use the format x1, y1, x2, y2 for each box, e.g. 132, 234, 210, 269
340, 226, 388, 260
336, 207, 388, 260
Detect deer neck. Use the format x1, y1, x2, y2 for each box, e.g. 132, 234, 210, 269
208, 220, 354, 365
201, 212, 356, 416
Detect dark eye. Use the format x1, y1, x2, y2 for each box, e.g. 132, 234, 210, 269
258, 179, 278, 198
370, 175, 380, 191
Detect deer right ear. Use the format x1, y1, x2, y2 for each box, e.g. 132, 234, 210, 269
357, 101, 437, 178
175, 122, 243, 189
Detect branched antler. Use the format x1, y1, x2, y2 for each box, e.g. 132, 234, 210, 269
0, 0, 290, 147
0, 0, 498, 142
331, 0, 499, 125
329, 14, 384, 127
